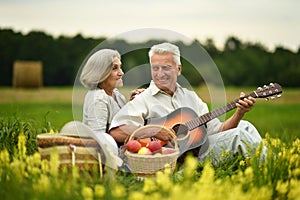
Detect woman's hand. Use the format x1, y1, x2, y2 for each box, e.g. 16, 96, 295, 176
130, 88, 145, 100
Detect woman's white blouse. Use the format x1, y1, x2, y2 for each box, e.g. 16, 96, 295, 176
82, 88, 126, 134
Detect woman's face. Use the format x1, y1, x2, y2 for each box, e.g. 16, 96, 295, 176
101, 57, 124, 91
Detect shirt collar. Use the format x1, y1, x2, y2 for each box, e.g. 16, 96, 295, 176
149, 80, 184, 96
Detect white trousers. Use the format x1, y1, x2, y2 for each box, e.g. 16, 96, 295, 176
199, 120, 267, 161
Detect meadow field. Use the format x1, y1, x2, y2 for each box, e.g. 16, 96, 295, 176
0, 86, 299, 140
0, 86, 299, 199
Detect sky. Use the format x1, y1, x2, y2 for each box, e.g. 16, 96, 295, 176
0, 0, 299, 52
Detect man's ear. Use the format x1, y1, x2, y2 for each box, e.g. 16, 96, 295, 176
177, 64, 182, 76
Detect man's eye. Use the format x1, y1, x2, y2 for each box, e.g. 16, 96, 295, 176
152, 66, 159, 71
162, 66, 171, 71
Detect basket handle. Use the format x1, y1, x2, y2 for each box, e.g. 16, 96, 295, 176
128, 125, 178, 150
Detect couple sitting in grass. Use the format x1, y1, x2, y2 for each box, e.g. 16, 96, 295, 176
65, 42, 266, 171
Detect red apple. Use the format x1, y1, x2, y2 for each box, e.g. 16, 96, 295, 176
147, 141, 162, 154
138, 147, 152, 155
162, 148, 176, 155
126, 140, 142, 153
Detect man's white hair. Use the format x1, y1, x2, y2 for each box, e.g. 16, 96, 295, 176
148, 42, 181, 66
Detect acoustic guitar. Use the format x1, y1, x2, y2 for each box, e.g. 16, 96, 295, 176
144, 83, 282, 156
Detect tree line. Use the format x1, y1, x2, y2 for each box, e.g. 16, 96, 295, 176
0, 28, 299, 87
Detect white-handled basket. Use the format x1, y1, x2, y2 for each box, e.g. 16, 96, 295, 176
125, 125, 179, 177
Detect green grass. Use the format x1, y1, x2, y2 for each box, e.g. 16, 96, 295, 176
216, 103, 300, 142
0, 102, 73, 131
242, 104, 300, 141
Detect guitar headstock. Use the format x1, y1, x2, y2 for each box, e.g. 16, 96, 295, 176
253, 83, 282, 100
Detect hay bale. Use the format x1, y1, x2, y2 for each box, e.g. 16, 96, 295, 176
13, 60, 43, 88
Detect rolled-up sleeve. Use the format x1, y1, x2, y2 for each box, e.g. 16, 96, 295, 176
109, 96, 146, 130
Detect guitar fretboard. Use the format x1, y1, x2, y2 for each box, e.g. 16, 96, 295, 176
185, 92, 256, 130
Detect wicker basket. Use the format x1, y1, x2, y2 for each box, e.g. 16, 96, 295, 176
37, 133, 104, 176
125, 125, 179, 177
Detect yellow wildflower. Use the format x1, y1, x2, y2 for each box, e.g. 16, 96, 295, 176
142, 177, 157, 193
244, 166, 254, 181
111, 184, 126, 198
128, 191, 145, 200
289, 154, 300, 167
49, 148, 59, 177
292, 168, 300, 177
94, 184, 105, 198
0, 149, 10, 166
17, 133, 27, 160
156, 171, 173, 192
198, 161, 215, 185
255, 142, 264, 158
40, 159, 50, 173
183, 155, 198, 179
237, 186, 272, 200
221, 150, 231, 158
276, 180, 289, 195
288, 179, 300, 200
163, 163, 172, 175
32, 152, 42, 166
10, 159, 27, 179
168, 185, 185, 200
239, 160, 246, 167
81, 186, 93, 200
33, 174, 50, 193
147, 192, 162, 199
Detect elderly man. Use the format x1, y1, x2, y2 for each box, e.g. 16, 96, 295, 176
109, 42, 266, 162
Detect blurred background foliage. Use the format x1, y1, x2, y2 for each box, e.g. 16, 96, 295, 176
0, 28, 299, 87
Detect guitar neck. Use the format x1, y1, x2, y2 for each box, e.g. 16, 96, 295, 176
186, 92, 256, 130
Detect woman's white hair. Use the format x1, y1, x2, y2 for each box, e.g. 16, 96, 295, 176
148, 42, 181, 66
80, 49, 120, 89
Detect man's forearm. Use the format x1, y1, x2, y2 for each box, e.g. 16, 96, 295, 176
109, 125, 139, 143
219, 111, 244, 132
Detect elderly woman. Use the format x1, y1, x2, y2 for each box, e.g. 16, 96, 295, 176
77, 49, 127, 169
79, 49, 145, 169
80, 49, 126, 134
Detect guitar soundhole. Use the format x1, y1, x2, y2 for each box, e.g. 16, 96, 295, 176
172, 124, 188, 139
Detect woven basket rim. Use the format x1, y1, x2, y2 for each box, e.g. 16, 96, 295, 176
37, 133, 91, 139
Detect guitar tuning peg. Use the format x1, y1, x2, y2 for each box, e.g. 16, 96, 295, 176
270, 96, 275, 100
269, 83, 274, 87
277, 94, 281, 98
263, 85, 269, 89
257, 87, 262, 91
265, 97, 269, 101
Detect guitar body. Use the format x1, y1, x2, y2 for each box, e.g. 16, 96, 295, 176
141, 83, 282, 162
145, 107, 207, 153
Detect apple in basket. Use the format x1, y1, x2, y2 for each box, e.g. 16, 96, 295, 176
162, 147, 176, 155
147, 141, 162, 154
126, 140, 142, 153
138, 147, 152, 155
